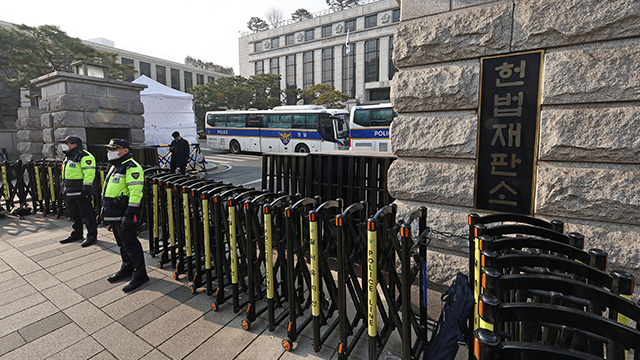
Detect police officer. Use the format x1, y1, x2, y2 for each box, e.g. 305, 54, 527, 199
101, 138, 149, 292
58, 135, 98, 247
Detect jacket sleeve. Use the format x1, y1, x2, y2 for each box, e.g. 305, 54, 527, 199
125, 164, 144, 208
81, 152, 97, 185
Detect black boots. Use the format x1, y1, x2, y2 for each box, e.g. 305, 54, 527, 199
81, 234, 97, 247
60, 234, 83, 244
107, 268, 133, 283
122, 275, 150, 293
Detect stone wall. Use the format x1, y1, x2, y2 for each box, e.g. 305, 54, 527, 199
30, 71, 146, 159
390, 0, 640, 292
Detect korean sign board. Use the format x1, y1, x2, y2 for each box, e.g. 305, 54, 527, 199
474, 50, 544, 215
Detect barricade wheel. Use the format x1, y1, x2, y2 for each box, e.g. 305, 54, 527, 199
282, 338, 293, 351
211, 301, 219, 311
172, 272, 178, 280
157, 262, 163, 269
242, 319, 251, 331
190, 285, 196, 294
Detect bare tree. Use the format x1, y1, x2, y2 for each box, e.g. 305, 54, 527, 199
265, 7, 284, 28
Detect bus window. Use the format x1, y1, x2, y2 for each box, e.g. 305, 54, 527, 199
318, 114, 335, 141
371, 109, 394, 126
268, 114, 292, 129
334, 117, 348, 139
293, 114, 316, 129
247, 114, 263, 127
208, 114, 226, 127
354, 110, 370, 126
227, 114, 246, 128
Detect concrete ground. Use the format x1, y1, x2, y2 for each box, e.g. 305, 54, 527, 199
0, 213, 468, 360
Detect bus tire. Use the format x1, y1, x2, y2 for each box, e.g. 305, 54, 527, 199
229, 140, 241, 154
295, 144, 310, 153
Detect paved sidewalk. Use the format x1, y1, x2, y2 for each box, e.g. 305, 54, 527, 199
0, 213, 438, 360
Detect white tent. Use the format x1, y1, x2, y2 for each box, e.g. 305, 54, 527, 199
133, 75, 198, 146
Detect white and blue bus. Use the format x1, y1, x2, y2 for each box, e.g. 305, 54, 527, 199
205, 106, 349, 154
349, 103, 397, 152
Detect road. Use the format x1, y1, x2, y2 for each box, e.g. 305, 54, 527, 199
200, 149, 264, 188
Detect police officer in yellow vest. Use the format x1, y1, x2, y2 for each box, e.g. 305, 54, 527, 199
58, 135, 98, 247
102, 138, 149, 292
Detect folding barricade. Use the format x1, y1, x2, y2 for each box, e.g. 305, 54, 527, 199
24, 160, 44, 213
182, 178, 220, 287
210, 188, 260, 312
187, 181, 231, 294
336, 201, 370, 359
366, 204, 430, 360
240, 191, 280, 330
142, 168, 170, 255
307, 199, 343, 352
475, 273, 640, 360
1, 160, 32, 213
281, 196, 320, 351
260, 195, 296, 332
169, 176, 210, 281
155, 173, 192, 269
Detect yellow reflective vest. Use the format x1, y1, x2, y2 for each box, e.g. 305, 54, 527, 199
62, 148, 96, 198
101, 155, 144, 223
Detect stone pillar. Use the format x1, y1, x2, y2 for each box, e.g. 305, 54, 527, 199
30, 71, 146, 160
16, 89, 43, 162
390, 0, 640, 288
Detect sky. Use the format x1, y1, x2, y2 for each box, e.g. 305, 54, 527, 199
2, 0, 332, 74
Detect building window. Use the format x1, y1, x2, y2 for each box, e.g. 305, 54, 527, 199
305, 29, 315, 41
197, 74, 204, 86
184, 71, 193, 90
156, 65, 166, 85
322, 25, 332, 38
255, 61, 264, 75
171, 68, 180, 90
365, 15, 377, 28
389, 37, 397, 80
345, 19, 356, 32
271, 37, 279, 48
321, 48, 334, 85
285, 34, 295, 45
270, 58, 279, 75
207, 76, 216, 83
342, 45, 355, 98
121, 57, 134, 81
286, 55, 297, 105
254, 42, 263, 52
392, 9, 400, 22
303, 52, 314, 90
365, 39, 379, 82
369, 88, 390, 101
139, 61, 151, 77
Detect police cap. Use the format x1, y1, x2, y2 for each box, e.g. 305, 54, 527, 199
106, 138, 130, 149
57, 135, 83, 145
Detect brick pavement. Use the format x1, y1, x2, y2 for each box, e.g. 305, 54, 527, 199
0, 213, 467, 360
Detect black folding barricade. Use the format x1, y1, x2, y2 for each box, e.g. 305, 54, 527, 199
156, 174, 191, 269
240, 192, 278, 330
165, 176, 202, 278
210, 188, 258, 312
25, 160, 44, 213
476, 291, 640, 360
143, 167, 170, 254
175, 178, 211, 281
366, 204, 430, 360
187, 181, 229, 294
336, 201, 370, 360
261, 195, 296, 332
281, 196, 319, 351
307, 199, 343, 352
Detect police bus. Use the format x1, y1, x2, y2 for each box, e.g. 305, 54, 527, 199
204, 105, 349, 154
349, 103, 397, 152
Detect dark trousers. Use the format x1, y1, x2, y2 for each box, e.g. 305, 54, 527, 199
113, 224, 148, 279
170, 162, 187, 175
65, 196, 97, 238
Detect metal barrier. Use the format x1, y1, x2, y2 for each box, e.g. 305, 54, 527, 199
262, 152, 395, 212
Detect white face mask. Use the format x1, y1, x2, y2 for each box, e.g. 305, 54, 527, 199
107, 150, 123, 161
60, 144, 69, 152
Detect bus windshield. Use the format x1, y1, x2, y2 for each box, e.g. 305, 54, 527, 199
349, 103, 396, 152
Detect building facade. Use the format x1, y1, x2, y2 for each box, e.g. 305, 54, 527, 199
238, 0, 400, 104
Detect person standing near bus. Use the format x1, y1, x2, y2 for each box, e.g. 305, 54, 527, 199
169, 131, 189, 175
101, 138, 149, 292
58, 135, 98, 247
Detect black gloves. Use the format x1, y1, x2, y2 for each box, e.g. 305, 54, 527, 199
81, 184, 96, 196
121, 216, 136, 231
